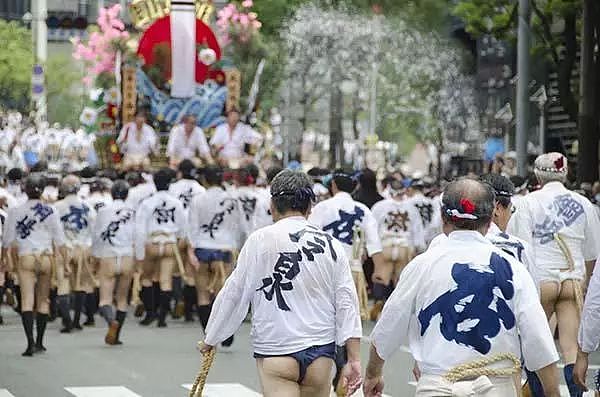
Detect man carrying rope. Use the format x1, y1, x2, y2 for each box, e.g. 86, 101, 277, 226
187, 165, 242, 347
2, 174, 67, 356
199, 170, 363, 397
509, 153, 600, 397
364, 179, 561, 397
55, 175, 97, 330
135, 168, 186, 328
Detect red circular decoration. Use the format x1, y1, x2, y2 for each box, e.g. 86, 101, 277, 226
137, 16, 222, 85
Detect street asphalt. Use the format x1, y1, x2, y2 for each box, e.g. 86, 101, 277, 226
0, 307, 599, 396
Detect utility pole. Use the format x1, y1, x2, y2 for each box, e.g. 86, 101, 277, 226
516, 0, 531, 176
31, 0, 48, 122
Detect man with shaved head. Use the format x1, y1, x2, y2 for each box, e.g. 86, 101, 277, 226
364, 178, 561, 397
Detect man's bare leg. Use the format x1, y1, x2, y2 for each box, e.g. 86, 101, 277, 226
556, 280, 584, 396
300, 357, 335, 397
257, 357, 301, 397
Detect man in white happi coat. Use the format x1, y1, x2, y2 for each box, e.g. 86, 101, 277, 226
2, 174, 67, 356
407, 179, 443, 247
168, 159, 205, 321
187, 165, 243, 345
135, 168, 186, 328
364, 178, 561, 397
92, 180, 135, 345
200, 170, 363, 397
210, 108, 263, 167
55, 175, 97, 330
166, 115, 213, 168
125, 171, 156, 208
117, 110, 159, 171
308, 169, 383, 392
509, 153, 600, 397
370, 179, 425, 320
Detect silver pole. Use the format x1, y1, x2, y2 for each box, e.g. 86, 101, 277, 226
516, 0, 531, 176
539, 110, 545, 153
32, 0, 48, 121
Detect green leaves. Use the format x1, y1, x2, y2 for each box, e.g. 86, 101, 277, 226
0, 20, 33, 111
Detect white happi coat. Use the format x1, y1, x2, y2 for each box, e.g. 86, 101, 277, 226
86, 192, 113, 213
407, 192, 442, 246
370, 231, 558, 379
371, 198, 426, 251
166, 125, 211, 160
117, 122, 158, 157
126, 182, 157, 209
508, 181, 600, 280
204, 216, 362, 354
134, 191, 186, 261
210, 122, 263, 160
55, 195, 96, 249
168, 178, 206, 216
236, 185, 268, 240
486, 222, 536, 281
92, 200, 135, 258
308, 192, 382, 266
187, 186, 243, 251
579, 257, 600, 354
3, 199, 66, 255
252, 186, 273, 231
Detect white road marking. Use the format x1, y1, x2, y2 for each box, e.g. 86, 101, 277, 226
182, 383, 262, 397
0, 390, 17, 397
64, 386, 142, 397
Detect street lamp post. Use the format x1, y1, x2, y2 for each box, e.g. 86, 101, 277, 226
516, 0, 531, 176
530, 85, 547, 153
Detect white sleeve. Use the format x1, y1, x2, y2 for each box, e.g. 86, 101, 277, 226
166, 129, 177, 158
579, 258, 600, 353
197, 129, 211, 157
583, 201, 600, 261
209, 127, 224, 146
308, 202, 327, 229
204, 233, 256, 346
370, 257, 424, 360
134, 203, 148, 260
514, 263, 560, 370
49, 208, 66, 248
363, 209, 382, 256
506, 199, 534, 248
116, 124, 128, 145
333, 245, 362, 345
410, 207, 426, 251
243, 125, 263, 145
3, 210, 15, 247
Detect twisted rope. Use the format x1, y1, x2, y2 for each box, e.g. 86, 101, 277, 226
554, 233, 584, 314
189, 346, 216, 397
443, 353, 521, 383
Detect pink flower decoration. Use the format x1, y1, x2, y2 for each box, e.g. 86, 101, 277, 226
242, 0, 253, 7
239, 14, 250, 26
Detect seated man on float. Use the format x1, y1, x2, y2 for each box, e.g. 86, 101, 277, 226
210, 108, 262, 168
166, 114, 213, 169
117, 110, 159, 171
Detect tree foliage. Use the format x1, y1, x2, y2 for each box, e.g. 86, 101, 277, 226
0, 20, 33, 111
46, 54, 84, 127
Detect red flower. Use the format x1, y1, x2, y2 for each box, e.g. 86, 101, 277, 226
554, 156, 564, 170
460, 198, 475, 214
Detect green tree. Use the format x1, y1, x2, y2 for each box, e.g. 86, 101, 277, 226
46, 54, 84, 127
0, 20, 33, 111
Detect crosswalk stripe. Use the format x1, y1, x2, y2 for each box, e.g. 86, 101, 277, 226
0, 390, 17, 397
65, 386, 142, 397
182, 383, 262, 396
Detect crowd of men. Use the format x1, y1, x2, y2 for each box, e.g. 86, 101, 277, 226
1, 147, 600, 397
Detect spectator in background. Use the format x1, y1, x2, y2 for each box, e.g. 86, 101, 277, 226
117, 110, 159, 171
166, 115, 213, 169
210, 108, 263, 168
353, 169, 384, 209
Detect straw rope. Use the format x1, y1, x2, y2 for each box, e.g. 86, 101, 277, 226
554, 232, 584, 314
189, 346, 216, 397
443, 352, 521, 383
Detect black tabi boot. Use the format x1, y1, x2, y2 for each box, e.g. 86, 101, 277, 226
184, 286, 197, 322
115, 310, 126, 344
152, 282, 160, 313
139, 286, 156, 326
197, 305, 211, 332
35, 313, 48, 353
73, 291, 85, 330
99, 304, 115, 326
101, 305, 119, 346
14, 285, 22, 314
83, 293, 96, 326
171, 276, 183, 319
57, 295, 73, 333
21, 311, 35, 357
157, 291, 171, 328
48, 288, 58, 322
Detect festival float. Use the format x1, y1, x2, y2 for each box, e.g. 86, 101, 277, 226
73, 0, 259, 168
